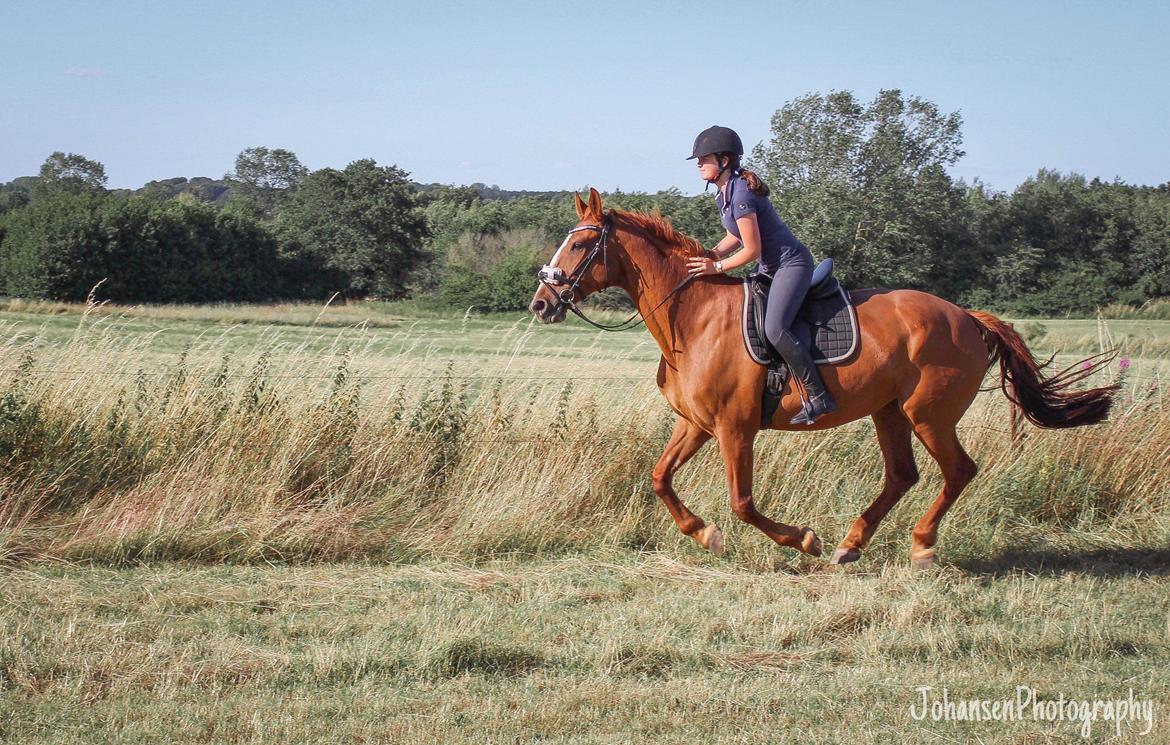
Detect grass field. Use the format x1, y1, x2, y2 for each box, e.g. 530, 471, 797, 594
4, 556, 1167, 743
1, 299, 1168, 743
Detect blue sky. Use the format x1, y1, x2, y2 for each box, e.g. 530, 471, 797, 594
2, 1, 1167, 194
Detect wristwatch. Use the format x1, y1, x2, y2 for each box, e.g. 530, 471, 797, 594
714, 261, 724, 273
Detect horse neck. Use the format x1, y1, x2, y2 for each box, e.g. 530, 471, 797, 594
610, 220, 724, 359
611, 232, 691, 308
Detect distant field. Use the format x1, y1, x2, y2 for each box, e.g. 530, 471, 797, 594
2, 296, 1169, 370
0, 298, 663, 375
1005, 316, 1170, 361
1, 299, 1167, 742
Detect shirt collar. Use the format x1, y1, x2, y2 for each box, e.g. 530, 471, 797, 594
717, 175, 738, 211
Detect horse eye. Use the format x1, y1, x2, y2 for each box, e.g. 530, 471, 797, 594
571, 242, 586, 251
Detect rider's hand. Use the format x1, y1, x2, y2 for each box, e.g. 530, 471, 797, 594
685, 256, 718, 277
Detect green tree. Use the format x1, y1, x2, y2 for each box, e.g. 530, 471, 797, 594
0, 178, 34, 218
0, 189, 286, 303
0, 190, 107, 299
985, 171, 1147, 313
226, 146, 308, 217
605, 188, 723, 247
277, 159, 430, 299
97, 197, 218, 302
752, 90, 965, 290
438, 228, 547, 312
1133, 186, 1170, 299
33, 152, 108, 197
422, 187, 725, 312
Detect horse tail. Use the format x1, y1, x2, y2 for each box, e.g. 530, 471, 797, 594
966, 310, 1118, 429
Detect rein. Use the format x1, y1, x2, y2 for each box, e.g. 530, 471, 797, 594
537, 215, 694, 332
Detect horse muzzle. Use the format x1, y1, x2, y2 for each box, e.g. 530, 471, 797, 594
532, 266, 575, 323
529, 294, 568, 324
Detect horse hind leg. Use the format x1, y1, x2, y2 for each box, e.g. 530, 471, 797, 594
907, 421, 978, 568
652, 416, 722, 555
831, 400, 919, 564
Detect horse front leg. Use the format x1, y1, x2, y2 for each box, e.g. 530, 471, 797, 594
652, 416, 723, 555
717, 427, 822, 556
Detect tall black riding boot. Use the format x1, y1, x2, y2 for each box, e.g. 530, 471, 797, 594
772, 329, 837, 425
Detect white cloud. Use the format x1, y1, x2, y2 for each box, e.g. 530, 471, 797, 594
64, 67, 105, 77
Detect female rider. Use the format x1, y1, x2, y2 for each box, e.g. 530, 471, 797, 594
683, 125, 836, 425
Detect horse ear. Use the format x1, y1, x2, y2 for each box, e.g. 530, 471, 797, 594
574, 192, 588, 219
587, 187, 603, 217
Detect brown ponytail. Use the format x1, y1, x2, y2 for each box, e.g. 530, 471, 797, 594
719, 153, 770, 197
738, 168, 770, 198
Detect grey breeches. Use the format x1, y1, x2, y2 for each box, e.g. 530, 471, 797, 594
763, 260, 813, 352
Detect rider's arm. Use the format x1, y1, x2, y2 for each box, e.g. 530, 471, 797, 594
717, 214, 762, 271
708, 232, 741, 259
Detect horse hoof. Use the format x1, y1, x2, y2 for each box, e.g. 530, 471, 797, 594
830, 547, 862, 565
697, 524, 724, 557
910, 549, 937, 570
801, 528, 822, 557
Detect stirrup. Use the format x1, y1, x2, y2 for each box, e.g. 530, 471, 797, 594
789, 392, 836, 426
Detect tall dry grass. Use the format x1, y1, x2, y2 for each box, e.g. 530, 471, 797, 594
0, 309, 1166, 568
1098, 298, 1170, 320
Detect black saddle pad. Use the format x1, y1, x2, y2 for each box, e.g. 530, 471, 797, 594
742, 278, 858, 367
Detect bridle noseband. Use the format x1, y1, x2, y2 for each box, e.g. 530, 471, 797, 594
536, 214, 694, 332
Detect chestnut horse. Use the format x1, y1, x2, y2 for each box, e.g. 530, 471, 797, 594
529, 189, 1116, 566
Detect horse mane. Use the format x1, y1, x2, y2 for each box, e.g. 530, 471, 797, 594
610, 208, 703, 259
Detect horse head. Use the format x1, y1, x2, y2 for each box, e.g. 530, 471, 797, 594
529, 188, 624, 324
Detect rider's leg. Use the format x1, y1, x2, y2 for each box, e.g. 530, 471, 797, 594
763, 262, 836, 425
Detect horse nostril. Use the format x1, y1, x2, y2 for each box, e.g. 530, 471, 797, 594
530, 299, 546, 315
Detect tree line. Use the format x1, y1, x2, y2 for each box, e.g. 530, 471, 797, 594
1, 90, 1167, 315
0, 150, 426, 303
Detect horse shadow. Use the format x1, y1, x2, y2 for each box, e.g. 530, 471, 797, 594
954, 546, 1170, 578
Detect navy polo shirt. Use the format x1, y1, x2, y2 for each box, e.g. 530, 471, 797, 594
717, 176, 811, 275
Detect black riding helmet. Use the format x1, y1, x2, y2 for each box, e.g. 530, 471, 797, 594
687, 125, 744, 160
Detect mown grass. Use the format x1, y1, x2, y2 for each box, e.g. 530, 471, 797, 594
2, 556, 1167, 743
0, 302, 1167, 742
